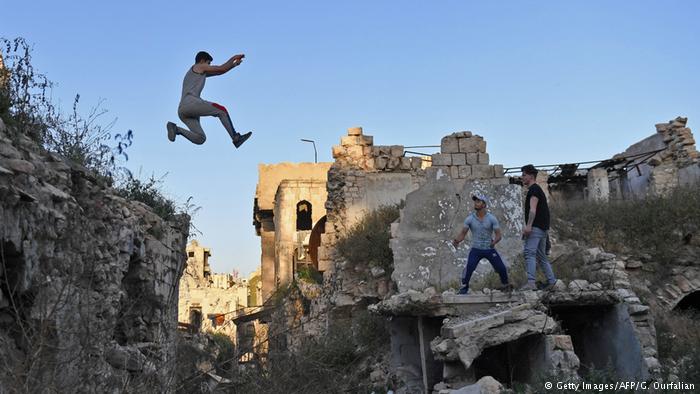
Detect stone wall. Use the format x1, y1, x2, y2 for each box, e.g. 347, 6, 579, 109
0, 126, 189, 392
610, 117, 699, 199
317, 127, 427, 306
391, 178, 522, 293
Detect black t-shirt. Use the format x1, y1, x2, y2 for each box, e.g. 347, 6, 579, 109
525, 184, 550, 231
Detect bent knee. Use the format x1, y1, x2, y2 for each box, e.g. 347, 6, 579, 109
193, 135, 206, 145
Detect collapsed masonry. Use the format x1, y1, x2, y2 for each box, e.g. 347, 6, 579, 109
545, 117, 700, 202
178, 240, 261, 337
372, 247, 658, 393
247, 124, 669, 392
0, 123, 189, 391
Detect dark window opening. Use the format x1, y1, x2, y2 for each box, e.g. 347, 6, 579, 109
674, 291, 700, 313
296, 201, 312, 230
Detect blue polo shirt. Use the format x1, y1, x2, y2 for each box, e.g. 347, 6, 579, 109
464, 212, 500, 250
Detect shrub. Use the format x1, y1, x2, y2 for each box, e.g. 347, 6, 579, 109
1, 37, 133, 179
336, 205, 400, 272
552, 187, 700, 269
116, 174, 178, 220
220, 310, 391, 394
655, 309, 700, 387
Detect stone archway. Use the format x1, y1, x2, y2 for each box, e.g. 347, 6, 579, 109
308, 216, 327, 271
673, 290, 700, 313
656, 268, 700, 310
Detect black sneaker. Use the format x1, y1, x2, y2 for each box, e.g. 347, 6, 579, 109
458, 286, 469, 295
167, 122, 177, 142
233, 131, 252, 148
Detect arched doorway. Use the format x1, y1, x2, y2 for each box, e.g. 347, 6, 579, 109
308, 216, 327, 270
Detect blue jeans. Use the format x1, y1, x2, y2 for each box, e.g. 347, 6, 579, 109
461, 248, 509, 291
523, 227, 556, 284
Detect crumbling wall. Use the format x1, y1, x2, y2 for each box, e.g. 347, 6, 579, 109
317, 127, 427, 303
0, 126, 189, 392
610, 116, 699, 198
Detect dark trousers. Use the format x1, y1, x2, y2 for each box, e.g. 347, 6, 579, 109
462, 248, 509, 290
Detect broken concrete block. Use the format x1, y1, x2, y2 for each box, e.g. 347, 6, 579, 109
441, 136, 460, 153
452, 153, 466, 166
432, 153, 452, 166
548, 335, 574, 351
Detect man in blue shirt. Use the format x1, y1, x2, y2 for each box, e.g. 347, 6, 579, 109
452, 194, 512, 295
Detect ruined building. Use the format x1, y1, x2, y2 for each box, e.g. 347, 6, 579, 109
246, 119, 698, 392
0, 121, 189, 392
539, 116, 699, 202
253, 162, 332, 301
178, 240, 261, 338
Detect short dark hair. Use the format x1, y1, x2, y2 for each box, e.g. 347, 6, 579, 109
521, 164, 538, 176
195, 51, 213, 63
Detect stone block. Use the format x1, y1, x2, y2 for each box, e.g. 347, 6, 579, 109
441, 136, 460, 153
432, 153, 452, 166
388, 157, 401, 170
451, 153, 466, 166
363, 146, 372, 156
371, 146, 381, 156
453, 131, 473, 138
466, 152, 478, 165
426, 166, 450, 180
347, 126, 363, 136
346, 145, 364, 157
471, 165, 492, 179
450, 166, 459, 179
655, 123, 671, 133
477, 152, 489, 164
458, 166, 472, 178
317, 259, 332, 272
477, 139, 487, 153
341, 135, 373, 146
400, 157, 412, 170
493, 164, 504, 177
548, 335, 574, 351
410, 157, 423, 169
390, 145, 404, 157
458, 138, 480, 153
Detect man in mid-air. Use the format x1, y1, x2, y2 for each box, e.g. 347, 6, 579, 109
167, 51, 252, 148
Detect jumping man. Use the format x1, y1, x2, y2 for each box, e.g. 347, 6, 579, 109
167, 51, 252, 148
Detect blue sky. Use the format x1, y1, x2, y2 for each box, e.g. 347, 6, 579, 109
5, 1, 699, 276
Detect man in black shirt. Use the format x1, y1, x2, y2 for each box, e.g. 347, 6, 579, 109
521, 164, 557, 291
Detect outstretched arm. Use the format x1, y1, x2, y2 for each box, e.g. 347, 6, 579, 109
195, 54, 245, 76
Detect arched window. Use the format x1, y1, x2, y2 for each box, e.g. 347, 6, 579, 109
296, 201, 312, 230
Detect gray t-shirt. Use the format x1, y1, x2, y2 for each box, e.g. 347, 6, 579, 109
464, 212, 500, 250
180, 67, 208, 103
